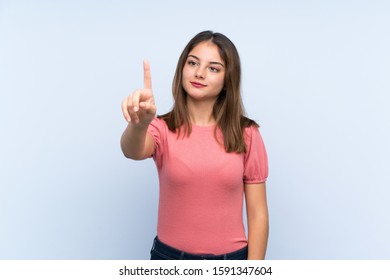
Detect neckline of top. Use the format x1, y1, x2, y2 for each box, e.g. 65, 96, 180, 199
191, 123, 216, 130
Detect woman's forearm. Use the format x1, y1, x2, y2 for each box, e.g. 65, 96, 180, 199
247, 214, 269, 260
245, 183, 269, 260
120, 122, 153, 160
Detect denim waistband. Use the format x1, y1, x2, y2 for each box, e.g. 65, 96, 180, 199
151, 236, 248, 260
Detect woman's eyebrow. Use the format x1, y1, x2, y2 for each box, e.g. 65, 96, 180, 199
187, 54, 225, 68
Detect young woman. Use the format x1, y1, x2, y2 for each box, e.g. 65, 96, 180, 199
121, 31, 269, 260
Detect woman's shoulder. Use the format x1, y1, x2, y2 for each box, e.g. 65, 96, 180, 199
151, 115, 169, 127
148, 116, 169, 135
242, 116, 259, 131
241, 117, 263, 143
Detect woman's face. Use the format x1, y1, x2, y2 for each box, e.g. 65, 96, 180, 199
182, 41, 225, 103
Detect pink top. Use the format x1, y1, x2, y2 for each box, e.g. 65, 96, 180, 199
147, 117, 268, 255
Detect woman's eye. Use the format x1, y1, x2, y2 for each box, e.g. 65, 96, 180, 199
209, 67, 219, 73
188, 60, 197, 66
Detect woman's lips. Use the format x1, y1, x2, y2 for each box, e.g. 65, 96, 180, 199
190, 82, 207, 88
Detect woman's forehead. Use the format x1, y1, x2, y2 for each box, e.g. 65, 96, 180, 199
188, 41, 224, 64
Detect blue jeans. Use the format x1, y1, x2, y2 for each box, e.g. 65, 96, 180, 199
150, 236, 248, 260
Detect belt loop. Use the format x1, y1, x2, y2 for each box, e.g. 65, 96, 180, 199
223, 254, 227, 260
151, 236, 157, 251
180, 252, 185, 260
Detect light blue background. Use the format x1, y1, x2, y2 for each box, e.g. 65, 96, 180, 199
1, 0, 389, 259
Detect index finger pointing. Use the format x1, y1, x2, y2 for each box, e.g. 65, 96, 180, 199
143, 59, 152, 89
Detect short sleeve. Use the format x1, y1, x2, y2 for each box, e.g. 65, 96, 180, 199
243, 125, 269, 184
147, 117, 165, 168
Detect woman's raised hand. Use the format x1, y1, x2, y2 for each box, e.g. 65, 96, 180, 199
122, 60, 156, 125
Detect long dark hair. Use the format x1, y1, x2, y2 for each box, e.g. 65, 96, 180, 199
160, 30, 258, 153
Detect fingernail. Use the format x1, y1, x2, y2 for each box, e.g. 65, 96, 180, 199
134, 106, 138, 112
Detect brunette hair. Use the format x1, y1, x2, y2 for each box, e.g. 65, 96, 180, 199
159, 30, 258, 153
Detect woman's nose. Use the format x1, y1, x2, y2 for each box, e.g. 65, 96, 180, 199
195, 68, 206, 79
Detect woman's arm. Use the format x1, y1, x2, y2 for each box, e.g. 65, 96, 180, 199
120, 60, 156, 160
244, 182, 269, 260
120, 123, 155, 160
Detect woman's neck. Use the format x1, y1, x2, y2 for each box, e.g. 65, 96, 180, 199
187, 99, 216, 126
